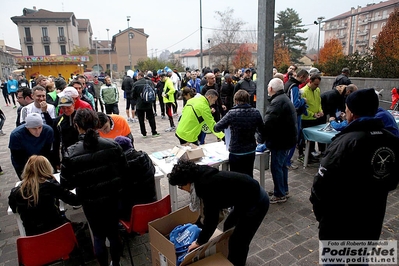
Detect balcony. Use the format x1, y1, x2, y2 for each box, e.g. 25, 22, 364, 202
337, 23, 348, 29
356, 40, 369, 46
357, 30, 369, 36
358, 18, 371, 25
24, 37, 33, 44
338, 34, 347, 39
41, 36, 50, 44
58, 36, 67, 44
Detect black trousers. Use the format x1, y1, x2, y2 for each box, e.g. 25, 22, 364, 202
104, 103, 119, 115
136, 109, 157, 136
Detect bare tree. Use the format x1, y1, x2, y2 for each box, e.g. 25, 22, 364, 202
306, 33, 318, 52
211, 7, 246, 71
242, 26, 258, 44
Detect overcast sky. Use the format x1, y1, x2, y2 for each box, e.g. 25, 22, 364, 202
1, 0, 381, 56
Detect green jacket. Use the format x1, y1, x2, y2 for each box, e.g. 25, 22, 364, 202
163, 78, 175, 104
301, 84, 323, 120
176, 95, 225, 142
100, 83, 119, 105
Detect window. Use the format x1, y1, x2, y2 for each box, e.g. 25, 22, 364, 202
42, 27, 48, 37
44, 45, 50, 55
24, 27, 31, 37
58, 27, 65, 37
373, 23, 378, 29
27, 46, 33, 56
60, 45, 66, 55
381, 22, 386, 28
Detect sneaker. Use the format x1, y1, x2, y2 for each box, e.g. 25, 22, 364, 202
297, 155, 304, 163
270, 195, 287, 204
132, 118, 138, 123
173, 113, 179, 117
0, 171, 4, 175
72, 205, 82, 210
164, 126, 176, 132
268, 191, 289, 197
13, 105, 17, 109
0, 130, 5, 136
152, 133, 160, 138
142, 135, 147, 138
161, 115, 166, 120
286, 164, 298, 170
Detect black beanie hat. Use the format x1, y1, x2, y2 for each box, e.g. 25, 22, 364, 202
346, 88, 378, 117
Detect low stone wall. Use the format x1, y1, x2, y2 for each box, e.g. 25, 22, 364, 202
319, 76, 399, 110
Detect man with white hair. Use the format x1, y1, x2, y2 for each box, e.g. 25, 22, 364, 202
260, 78, 297, 203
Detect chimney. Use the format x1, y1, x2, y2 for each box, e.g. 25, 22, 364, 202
33, 6, 36, 10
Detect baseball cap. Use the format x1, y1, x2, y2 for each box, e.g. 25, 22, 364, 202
25, 113, 43, 128
58, 87, 79, 98
58, 95, 74, 107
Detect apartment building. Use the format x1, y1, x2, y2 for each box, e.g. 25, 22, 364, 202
10, 7, 149, 76
323, 0, 399, 55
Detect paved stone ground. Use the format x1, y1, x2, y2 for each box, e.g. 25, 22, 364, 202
0, 86, 398, 266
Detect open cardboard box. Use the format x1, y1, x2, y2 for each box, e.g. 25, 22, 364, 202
149, 205, 232, 266
171, 144, 204, 161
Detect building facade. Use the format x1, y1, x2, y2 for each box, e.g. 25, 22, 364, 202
11, 7, 148, 78
323, 0, 399, 55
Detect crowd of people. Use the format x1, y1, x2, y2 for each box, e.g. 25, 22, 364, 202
1, 64, 399, 266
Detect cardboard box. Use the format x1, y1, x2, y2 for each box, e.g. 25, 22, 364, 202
149, 206, 232, 266
189, 253, 232, 266
171, 144, 204, 161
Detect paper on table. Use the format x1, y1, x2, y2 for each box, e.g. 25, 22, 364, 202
224, 127, 231, 151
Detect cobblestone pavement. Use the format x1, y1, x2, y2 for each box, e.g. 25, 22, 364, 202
0, 86, 398, 266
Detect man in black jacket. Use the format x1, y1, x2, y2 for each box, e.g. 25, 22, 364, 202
234, 68, 257, 107
332, 67, 352, 89
121, 70, 136, 122
261, 78, 297, 204
132, 72, 159, 137
310, 88, 399, 242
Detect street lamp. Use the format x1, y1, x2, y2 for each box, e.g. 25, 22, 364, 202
200, 0, 203, 70
94, 37, 99, 75
127, 16, 132, 69
314, 16, 325, 64
208, 38, 212, 68
106, 28, 112, 79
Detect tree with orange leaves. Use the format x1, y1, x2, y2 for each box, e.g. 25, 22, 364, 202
273, 38, 290, 69
232, 44, 252, 70
319, 38, 344, 65
372, 8, 399, 78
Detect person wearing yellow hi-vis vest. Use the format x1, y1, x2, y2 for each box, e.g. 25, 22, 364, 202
176, 89, 224, 145
161, 72, 176, 132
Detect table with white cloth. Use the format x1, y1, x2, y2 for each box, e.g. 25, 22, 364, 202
149, 141, 270, 211
302, 124, 338, 168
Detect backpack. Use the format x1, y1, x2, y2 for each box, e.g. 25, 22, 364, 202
141, 82, 156, 103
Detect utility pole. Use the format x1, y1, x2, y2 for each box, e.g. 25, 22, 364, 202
200, 0, 203, 70
127, 16, 132, 69
257, 0, 275, 117
106, 28, 112, 79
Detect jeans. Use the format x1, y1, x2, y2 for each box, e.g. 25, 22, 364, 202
136, 109, 157, 136
270, 148, 289, 197
285, 115, 302, 165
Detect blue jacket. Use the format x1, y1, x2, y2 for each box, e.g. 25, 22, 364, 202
7, 79, 18, 93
